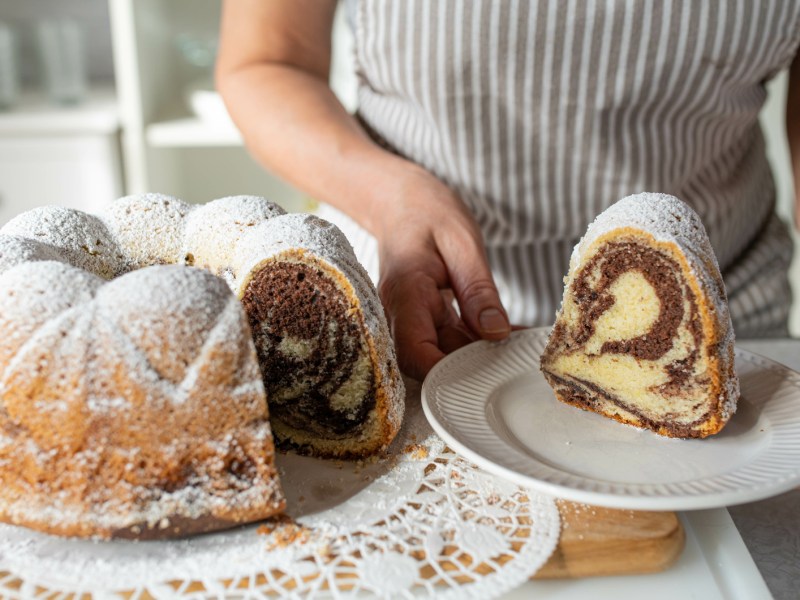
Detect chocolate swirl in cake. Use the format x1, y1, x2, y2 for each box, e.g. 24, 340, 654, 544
242, 261, 375, 439
228, 212, 404, 458
545, 238, 708, 422
569, 241, 704, 376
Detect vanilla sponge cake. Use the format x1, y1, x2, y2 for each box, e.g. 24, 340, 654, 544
540, 193, 739, 438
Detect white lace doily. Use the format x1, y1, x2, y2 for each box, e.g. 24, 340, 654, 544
0, 384, 560, 599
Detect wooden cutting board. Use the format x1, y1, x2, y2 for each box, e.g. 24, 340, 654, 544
535, 500, 685, 578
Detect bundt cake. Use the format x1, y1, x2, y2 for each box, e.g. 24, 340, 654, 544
0, 262, 284, 539
540, 193, 739, 438
0, 194, 404, 538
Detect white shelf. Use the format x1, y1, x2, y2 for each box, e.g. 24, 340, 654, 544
146, 117, 242, 147
0, 87, 119, 136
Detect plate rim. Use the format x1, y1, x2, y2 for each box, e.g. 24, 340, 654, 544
421, 327, 800, 510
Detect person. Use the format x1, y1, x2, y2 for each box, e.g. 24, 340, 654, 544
217, 0, 800, 382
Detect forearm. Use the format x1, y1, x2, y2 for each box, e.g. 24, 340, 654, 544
218, 55, 414, 237
787, 53, 800, 230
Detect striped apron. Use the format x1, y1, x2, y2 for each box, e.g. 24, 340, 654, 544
320, 0, 800, 337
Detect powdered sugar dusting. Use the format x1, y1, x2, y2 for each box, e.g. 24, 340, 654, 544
0, 261, 103, 390
0, 262, 283, 538
95, 266, 231, 386
576, 193, 715, 261
102, 193, 192, 270
184, 195, 286, 275
0, 235, 71, 275
1, 206, 122, 279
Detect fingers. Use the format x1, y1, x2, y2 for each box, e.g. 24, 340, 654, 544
437, 324, 475, 353
436, 290, 477, 352
435, 226, 511, 341
383, 275, 446, 380
396, 333, 445, 382
380, 273, 476, 381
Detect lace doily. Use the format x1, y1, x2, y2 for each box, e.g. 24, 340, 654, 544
0, 384, 560, 599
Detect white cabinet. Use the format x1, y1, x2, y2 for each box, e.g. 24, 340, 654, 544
108, 0, 351, 212
0, 89, 122, 226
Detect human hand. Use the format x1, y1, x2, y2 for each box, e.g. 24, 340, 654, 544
371, 165, 511, 381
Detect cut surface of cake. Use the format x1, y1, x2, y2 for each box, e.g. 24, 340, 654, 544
540, 193, 739, 438
232, 215, 403, 458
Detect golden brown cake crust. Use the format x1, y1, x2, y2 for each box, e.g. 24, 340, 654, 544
0, 263, 285, 539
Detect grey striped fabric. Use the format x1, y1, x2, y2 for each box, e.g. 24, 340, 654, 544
323, 0, 800, 336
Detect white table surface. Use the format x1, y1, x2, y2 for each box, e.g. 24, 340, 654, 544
727, 339, 800, 600
504, 338, 799, 600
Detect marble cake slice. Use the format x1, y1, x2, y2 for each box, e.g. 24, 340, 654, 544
540, 193, 739, 438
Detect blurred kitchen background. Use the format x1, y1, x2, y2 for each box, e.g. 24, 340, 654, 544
0, 0, 797, 336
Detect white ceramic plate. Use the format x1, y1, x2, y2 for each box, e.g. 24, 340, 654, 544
421, 328, 800, 510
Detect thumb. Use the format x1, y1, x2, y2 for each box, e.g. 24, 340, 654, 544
455, 275, 511, 340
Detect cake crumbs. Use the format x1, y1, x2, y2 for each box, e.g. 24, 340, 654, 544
258, 515, 313, 549
402, 443, 429, 460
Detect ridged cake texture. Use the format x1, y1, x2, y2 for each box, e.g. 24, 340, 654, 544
103, 193, 192, 269
0, 262, 283, 539
2, 205, 121, 278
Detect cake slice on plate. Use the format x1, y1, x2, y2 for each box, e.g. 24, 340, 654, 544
540, 193, 739, 438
